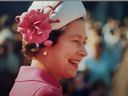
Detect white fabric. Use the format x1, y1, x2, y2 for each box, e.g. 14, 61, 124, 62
28, 1, 86, 30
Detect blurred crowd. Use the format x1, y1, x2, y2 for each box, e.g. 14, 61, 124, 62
0, 10, 128, 96
61, 11, 128, 96
0, 14, 29, 96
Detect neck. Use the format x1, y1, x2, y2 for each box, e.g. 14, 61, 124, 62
31, 58, 61, 81
31, 58, 47, 71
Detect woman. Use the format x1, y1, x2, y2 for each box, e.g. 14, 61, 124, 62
10, 1, 87, 96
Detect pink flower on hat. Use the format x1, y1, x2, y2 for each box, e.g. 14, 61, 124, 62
16, 10, 59, 47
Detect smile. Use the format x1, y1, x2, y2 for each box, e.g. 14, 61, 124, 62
68, 59, 81, 69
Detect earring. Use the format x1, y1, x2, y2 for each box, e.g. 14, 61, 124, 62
43, 51, 47, 55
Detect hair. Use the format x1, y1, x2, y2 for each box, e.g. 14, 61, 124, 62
22, 29, 64, 62
21, 17, 84, 62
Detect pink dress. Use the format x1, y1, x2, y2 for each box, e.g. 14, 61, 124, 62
9, 66, 63, 96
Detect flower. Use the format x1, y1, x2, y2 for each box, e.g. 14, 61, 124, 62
16, 10, 58, 46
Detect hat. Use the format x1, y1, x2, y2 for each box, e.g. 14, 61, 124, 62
28, 1, 86, 30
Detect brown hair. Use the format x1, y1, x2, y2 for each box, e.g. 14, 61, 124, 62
22, 29, 64, 62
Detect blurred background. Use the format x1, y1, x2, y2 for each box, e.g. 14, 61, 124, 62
0, 1, 128, 96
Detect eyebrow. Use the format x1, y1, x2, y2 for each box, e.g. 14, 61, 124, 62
71, 34, 88, 40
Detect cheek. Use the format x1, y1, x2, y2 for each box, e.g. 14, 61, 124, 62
53, 45, 71, 63
47, 42, 79, 77
59, 43, 78, 60
48, 44, 70, 67
49, 43, 76, 67
54, 42, 77, 57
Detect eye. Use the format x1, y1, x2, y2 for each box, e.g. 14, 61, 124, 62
83, 40, 86, 45
72, 40, 79, 43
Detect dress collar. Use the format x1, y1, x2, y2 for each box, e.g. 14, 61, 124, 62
16, 66, 62, 89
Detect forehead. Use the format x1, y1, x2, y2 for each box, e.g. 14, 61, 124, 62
62, 19, 87, 39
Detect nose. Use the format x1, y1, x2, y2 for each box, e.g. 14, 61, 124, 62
77, 47, 87, 57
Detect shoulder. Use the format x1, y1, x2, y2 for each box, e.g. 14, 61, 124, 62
34, 87, 53, 96
33, 86, 61, 96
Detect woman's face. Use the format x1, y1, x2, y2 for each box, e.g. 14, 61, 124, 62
46, 19, 87, 80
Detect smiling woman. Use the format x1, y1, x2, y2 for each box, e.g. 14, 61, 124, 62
45, 19, 87, 79
9, 1, 87, 96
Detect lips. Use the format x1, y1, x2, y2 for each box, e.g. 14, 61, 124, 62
68, 58, 81, 69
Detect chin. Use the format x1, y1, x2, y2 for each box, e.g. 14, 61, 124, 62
65, 71, 77, 78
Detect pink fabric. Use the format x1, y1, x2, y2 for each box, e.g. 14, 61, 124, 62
9, 66, 63, 96
17, 10, 52, 44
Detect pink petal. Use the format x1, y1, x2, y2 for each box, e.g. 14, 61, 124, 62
16, 10, 55, 44
17, 27, 27, 33
31, 34, 43, 43
43, 40, 53, 47
18, 19, 29, 27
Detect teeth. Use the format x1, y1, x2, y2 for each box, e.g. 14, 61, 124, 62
72, 60, 79, 64
69, 59, 80, 64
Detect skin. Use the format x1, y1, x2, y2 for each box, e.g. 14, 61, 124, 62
31, 19, 87, 81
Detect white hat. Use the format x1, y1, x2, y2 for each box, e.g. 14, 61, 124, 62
28, 1, 86, 30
